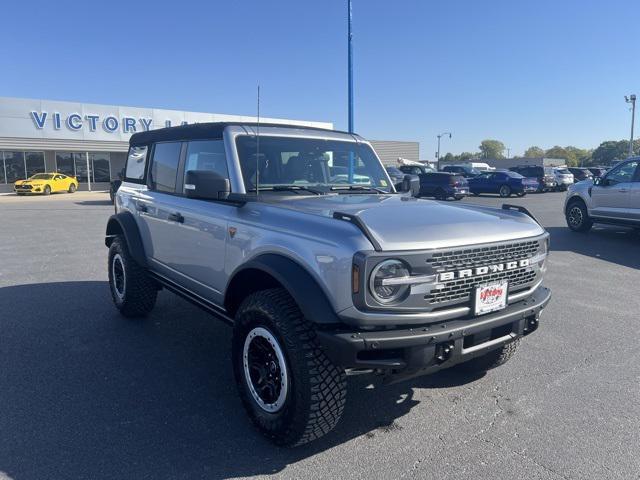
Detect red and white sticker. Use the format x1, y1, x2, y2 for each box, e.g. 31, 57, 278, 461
474, 281, 508, 315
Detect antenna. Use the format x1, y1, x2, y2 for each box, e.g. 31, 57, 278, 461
255, 84, 260, 198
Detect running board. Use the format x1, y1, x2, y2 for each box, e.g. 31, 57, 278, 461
148, 271, 234, 326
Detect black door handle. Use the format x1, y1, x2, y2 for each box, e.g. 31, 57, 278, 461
136, 203, 147, 212
168, 212, 184, 223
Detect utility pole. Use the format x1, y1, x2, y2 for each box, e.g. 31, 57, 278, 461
436, 132, 452, 171
507, 147, 511, 159
625, 94, 636, 157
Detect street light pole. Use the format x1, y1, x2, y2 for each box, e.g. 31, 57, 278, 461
436, 132, 452, 171
625, 94, 636, 157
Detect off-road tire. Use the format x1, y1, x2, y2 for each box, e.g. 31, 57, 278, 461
68, 183, 76, 193
44, 185, 51, 195
566, 199, 592, 232
499, 185, 511, 198
108, 235, 157, 317
232, 288, 347, 447
455, 339, 520, 374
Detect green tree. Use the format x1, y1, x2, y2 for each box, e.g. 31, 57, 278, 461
478, 140, 505, 159
441, 152, 455, 163
591, 140, 639, 165
524, 146, 544, 157
456, 152, 476, 162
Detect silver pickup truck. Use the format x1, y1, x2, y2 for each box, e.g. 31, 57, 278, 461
105, 122, 551, 446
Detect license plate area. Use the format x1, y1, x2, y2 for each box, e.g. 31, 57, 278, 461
474, 281, 508, 315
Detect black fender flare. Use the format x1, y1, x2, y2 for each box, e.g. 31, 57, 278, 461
225, 254, 341, 325
105, 211, 147, 267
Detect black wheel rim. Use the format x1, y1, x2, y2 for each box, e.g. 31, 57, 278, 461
243, 327, 288, 413
568, 206, 583, 227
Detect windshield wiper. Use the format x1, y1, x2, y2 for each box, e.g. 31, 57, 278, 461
330, 185, 388, 194
248, 185, 324, 195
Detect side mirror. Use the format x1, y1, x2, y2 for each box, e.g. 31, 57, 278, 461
185, 170, 231, 200
593, 177, 602, 186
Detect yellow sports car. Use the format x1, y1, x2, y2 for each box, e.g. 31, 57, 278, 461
14, 172, 78, 195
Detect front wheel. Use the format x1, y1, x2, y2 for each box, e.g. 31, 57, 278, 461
566, 199, 593, 232
499, 185, 511, 198
108, 236, 158, 317
43, 185, 51, 195
232, 288, 347, 447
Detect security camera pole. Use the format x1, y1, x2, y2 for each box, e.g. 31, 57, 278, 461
625, 94, 636, 157
436, 132, 452, 171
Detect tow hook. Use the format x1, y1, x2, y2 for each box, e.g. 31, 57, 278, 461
435, 343, 455, 363
523, 315, 540, 335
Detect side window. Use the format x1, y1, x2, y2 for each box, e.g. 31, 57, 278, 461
184, 140, 228, 184
150, 142, 182, 193
607, 161, 638, 185
125, 146, 148, 181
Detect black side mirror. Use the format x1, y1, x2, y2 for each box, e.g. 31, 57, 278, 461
185, 170, 231, 200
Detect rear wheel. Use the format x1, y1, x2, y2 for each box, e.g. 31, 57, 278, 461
43, 185, 51, 195
108, 236, 157, 317
499, 185, 511, 198
454, 340, 520, 374
566, 199, 592, 232
435, 188, 448, 200
232, 288, 347, 446
68, 183, 76, 193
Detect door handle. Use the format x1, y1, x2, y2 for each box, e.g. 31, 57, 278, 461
168, 212, 184, 223
136, 203, 148, 212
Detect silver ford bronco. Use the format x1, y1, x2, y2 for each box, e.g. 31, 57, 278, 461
105, 122, 551, 446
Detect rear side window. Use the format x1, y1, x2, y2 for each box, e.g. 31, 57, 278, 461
125, 146, 148, 181
184, 140, 228, 183
150, 142, 182, 193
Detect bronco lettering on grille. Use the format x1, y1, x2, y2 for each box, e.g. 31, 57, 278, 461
438, 259, 530, 282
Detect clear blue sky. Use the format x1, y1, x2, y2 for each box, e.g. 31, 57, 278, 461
2, 0, 638, 158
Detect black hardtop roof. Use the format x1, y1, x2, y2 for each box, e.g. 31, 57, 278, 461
129, 122, 350, 147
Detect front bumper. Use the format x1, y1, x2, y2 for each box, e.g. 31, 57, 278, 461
317, 285, 551, 379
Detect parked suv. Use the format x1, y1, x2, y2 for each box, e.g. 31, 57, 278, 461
509, 165, 557, 192
106, 123, 551, 446
565, 157, 640, 232
567, 167, 593, 182
551, 167, 574, 191
416, 172, 468, 200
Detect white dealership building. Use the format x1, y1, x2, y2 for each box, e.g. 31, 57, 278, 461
0, 96, 419, 193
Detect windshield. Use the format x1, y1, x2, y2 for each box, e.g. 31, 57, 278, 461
385, 166, 402, 176
506, 171, 523, 178
556, 169, 571, 174
29, 174, 53, 180
462, 166, 480, 175
235, 135, 391, 192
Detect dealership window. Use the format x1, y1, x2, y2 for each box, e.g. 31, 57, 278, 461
4, 152, 26, 183
55, 151, 112, 183
0, 151, 46, 183
150, 142, 182, 193
90, 152, 111, 182
25, 152, 45, 178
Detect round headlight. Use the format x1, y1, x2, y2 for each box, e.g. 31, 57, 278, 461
369, 259, 411, 304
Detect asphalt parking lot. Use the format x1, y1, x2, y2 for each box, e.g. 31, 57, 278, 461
1, 190, 639, 480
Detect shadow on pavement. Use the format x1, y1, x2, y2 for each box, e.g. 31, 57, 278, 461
0, 281, 480, 480
74, 200, 113, 206
546, 225, 639, 270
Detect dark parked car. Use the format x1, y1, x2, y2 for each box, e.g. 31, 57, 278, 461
509, 165, 557, 192
417, 172, 468, 200
441, 164, 481, 178
587, 167, 608, 178
567, 167, 593, 182
385, 166, 420, 196
468, 170, 538, 197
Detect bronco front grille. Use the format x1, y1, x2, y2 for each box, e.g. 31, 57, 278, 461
426, 239, 539, 272
424, 267, 537, 305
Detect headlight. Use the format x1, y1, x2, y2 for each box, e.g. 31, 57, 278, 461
369, 259, 411, 304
